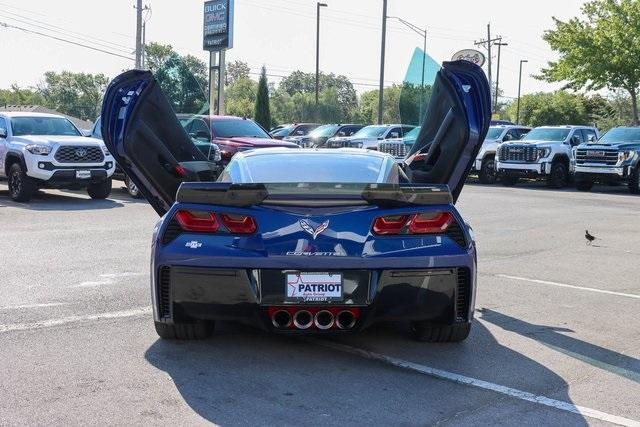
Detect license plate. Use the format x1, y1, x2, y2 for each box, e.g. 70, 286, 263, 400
75, 170, 91, 179
286, 272, 343, 302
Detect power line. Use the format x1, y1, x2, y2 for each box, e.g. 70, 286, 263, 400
0, 21, 135, 61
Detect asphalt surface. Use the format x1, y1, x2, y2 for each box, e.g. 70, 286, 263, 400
0, 179, 639, 426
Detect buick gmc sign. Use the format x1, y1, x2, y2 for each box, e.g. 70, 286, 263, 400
203, 0, 234, 51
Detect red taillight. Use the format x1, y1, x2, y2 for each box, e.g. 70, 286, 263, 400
219, 213, 257, 234
407, 212, 453, 234
174, 164, 188, 177
372, 212, 454, 235
175, 210, 219, 232
372, 215, 409, 235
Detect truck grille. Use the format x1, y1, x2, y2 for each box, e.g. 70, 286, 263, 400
499, 145, 537, 162
54, 146, 104, 163
575, 148, 618, 165
379, 142, 406, 157
327, 139, 347, 148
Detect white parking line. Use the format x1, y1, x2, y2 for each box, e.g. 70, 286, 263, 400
71, 272, 146, 288
314, 340, 640, 427
0, 302, 68, 311
0, 306, 151, 333
494, 274, 640, 300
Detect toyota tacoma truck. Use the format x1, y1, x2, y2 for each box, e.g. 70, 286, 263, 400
496, 125, 598, 188
573, 126, 640, 194
0, 112, 115, 201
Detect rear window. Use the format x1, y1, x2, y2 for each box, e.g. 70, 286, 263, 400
223, 153, 388, 183
211, 119, 270, 139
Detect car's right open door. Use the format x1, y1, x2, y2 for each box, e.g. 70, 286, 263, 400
404, 60, 491, 202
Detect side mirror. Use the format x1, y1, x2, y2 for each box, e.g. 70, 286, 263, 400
571, 135, 581, 146
519, 133, 528, 140
503, 133, 514, 142
389, 132, 400, 139
195, 130, 210, 140
0, 128, 7, 138
588, 135, 597, 143
337, 131, 346, 137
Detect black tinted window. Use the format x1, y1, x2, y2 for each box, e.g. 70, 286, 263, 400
211, 119, 270, 139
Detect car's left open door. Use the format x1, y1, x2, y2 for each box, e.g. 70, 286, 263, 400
101, 69, 211, 216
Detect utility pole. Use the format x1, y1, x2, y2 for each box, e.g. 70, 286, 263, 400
494, 39, 508, 112
516, 59, 528, 125
377, 0, 387, 125
315, 2, 327, 107
474, 23, 501, 111
141, 21, 146, 68
135, 0, 142, 68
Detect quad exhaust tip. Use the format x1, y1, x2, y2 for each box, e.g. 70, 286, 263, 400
293, 310, 313, 330
336, 310, 357, 330
314, 310, 334, 330
271, 310, 292, 329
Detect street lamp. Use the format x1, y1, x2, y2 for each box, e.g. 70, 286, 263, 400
516, 59, 528, 125
388, 16, 427, 123
315, 2, 328, 107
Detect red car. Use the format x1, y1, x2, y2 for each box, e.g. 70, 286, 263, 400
178, 114, 299, 163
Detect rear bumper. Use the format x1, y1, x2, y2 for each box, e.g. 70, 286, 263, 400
151, 253, 476, 333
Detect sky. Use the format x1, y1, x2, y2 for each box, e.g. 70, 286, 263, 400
0, 0, 589, 101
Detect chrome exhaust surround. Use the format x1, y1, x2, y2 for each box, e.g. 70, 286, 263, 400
271, 310, 292, 329
336, 310, 357, 330
314, 310, 334, 330
293, 310, 313, 329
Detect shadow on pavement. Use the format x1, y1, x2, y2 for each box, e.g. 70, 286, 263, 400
466, 179, 637, 197
480, 308, 640, 384
0, 188, 124, 211
144, 320, 587, 425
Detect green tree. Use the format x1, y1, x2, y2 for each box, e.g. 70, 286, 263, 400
254, 66, 271, 128
0, 84, 44, 107
506, 91, 589, 127
37, 71, 109, 120
538, 0, 640, 124
144, 42, 208, 114
225, 77, 257, 118
226, 60, 251, 86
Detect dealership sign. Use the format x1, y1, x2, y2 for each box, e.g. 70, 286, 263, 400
203, 0, 234, 51
451, 49, 486, 67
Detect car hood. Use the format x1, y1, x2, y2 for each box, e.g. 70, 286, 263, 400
578, 142, 639, 150
504, 140, 561, 146
215, 136, 299, 147
11, 135, 103, 146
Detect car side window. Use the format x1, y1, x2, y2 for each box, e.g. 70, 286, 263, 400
341, 126, 359, 137
190, 119, 211, 140
0, 117, 7, 137
570, 130, 583, 145
582, 129, 597, 143
387, 127, 402, 139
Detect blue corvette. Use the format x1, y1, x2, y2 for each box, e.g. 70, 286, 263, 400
101, 60, 490, 342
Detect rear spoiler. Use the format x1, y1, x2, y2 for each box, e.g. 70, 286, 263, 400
176, 182, 453, 207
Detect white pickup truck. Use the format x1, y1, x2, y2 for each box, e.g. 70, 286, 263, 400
0, 112, 116, 202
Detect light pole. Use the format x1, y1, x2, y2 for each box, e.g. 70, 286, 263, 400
377, 0, 387, 124
315, 2, 328, 107
388, 16, 427, 124
516, 59, 528, 125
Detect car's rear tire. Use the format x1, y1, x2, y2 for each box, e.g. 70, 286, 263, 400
410, 322, 471, 343
154, 320, 214, 340
500, 174, 519, 186
575, 179, 593, 192
478, 157, 497, 184
125, 175, 143, 199
629, 166, 640, 194
547, 162, 568, 188
8, 163, 36, 202
87, 178, 112, 199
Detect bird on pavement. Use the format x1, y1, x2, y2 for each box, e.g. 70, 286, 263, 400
585, 230, 597, 245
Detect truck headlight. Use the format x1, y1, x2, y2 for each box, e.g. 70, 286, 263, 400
537, 148, 551, 159
619, 150, 636, 162
25, 144, 52, 155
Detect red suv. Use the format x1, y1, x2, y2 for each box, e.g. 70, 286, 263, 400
178, 114, 299, 163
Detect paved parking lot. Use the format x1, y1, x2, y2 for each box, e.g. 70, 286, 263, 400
0, 179, 638, 426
